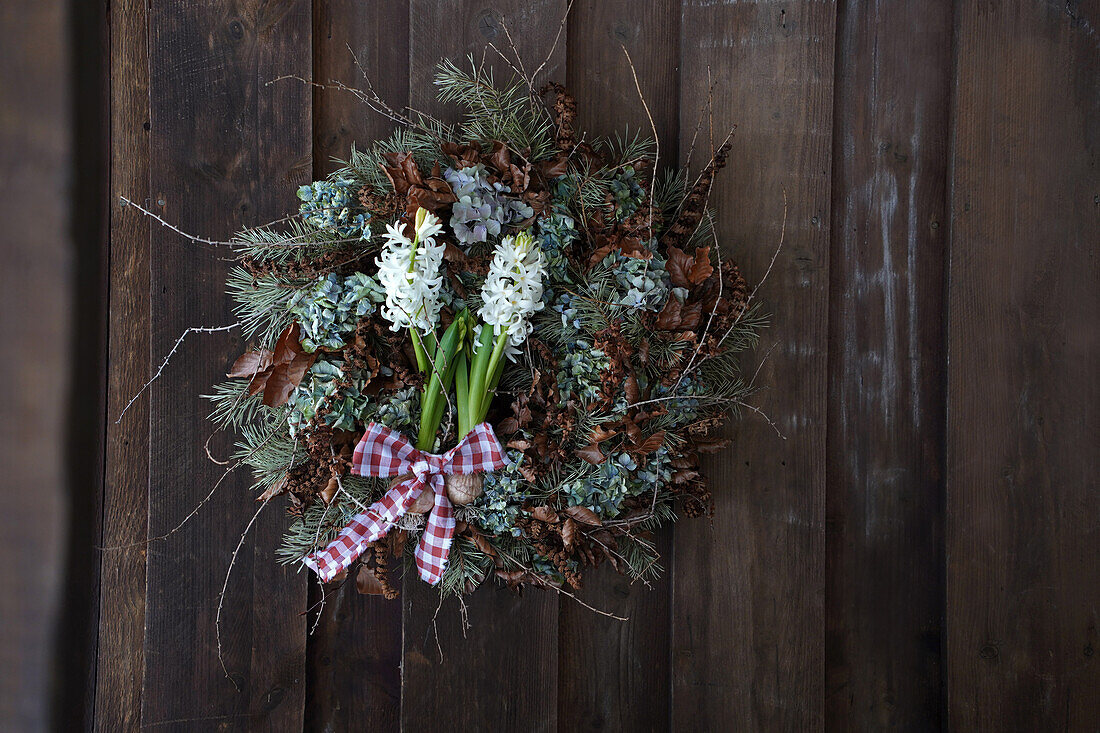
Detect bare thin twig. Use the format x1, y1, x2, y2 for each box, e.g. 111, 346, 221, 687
115, 323, 239, 424
216, 496, 273, 690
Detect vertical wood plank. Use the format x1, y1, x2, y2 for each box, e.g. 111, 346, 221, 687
556, 2, 679, 729
401, 3, 564, 731
671, 1, 835, 729
142, 2, 311, 729
0, 1, 76, 729
95, 0, 151, 729
946, 1, 1100, 728
824, 1, 952, 729
304, 2, 408, 730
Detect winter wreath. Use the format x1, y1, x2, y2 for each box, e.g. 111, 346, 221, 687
136, 56, 769, 610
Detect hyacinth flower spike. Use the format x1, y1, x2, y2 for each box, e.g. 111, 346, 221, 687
375, 207, 466, 450
459, 231, 547, 438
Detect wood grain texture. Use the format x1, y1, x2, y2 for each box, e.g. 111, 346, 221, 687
0, 1, 75, 729
671, 1, 835, 730
142, 2, 311, 729
557, 2, 679, 729
825, 1, 951, 729
304, 2, 408, 729
402, 3, 564, 731
95, 0, 151, 729
946, 1, 1100, 729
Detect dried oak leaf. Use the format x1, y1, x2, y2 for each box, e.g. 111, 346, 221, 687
666, 246, 714, 288
564, 505, 602, 526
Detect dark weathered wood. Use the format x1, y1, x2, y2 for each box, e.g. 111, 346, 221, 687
824, 1, 952, 729
671, 1, 835, 729
401, 3, 564, 731
95, 0, 151, 730
557, 2, 679, 729
142, 2, 311, 729
304, 2, 408, 729
946, 1, 1100, 729
0, 2, 78, 730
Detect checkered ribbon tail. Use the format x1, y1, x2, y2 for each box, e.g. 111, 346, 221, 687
302, 422, 508, 585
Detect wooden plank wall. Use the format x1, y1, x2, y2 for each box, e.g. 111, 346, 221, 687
86, 0, 1099, 730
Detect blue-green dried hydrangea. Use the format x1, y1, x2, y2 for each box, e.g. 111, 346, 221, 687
287, 273, 385, 352
370, 386, 419, 436
444, 164, 533, 245
535, 212, 578, 286
297, 178, 370, 239
556, 340, 610, 404
598, 249, 670, 311
288, 360, 369, 434
608, 166, 646, 221
558, 448, 671, 518
289, 363, 420, 436
468, 448, 532, 536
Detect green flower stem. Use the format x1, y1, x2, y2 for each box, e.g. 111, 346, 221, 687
455, 350, 471, 438
415, 313, 466, 451
479, 339, 508, 419
467, 330, 509, 427
465, 327, 496, 427
410, 328, 430, 375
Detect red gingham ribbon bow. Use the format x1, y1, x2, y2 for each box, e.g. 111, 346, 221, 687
302, 422, 508, 585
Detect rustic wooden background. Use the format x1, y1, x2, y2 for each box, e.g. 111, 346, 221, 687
3, 0, 1097, 731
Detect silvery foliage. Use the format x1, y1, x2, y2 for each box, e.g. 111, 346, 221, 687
558, 448, 672, 518
600, 248, 671, 311
287, 273, 385, 352
556, 340, 611, 405
288, 360, 368, 434
469, 447, 531, 536
297, 178, 370, 239
444, 164, 533, 245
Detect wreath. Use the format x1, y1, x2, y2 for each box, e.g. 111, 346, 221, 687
208, 58, 765, 602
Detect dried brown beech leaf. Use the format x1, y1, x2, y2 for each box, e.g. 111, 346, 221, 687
666, 246, 693, 288
561, 517, 577, 552
228, 323, 316, 407
356, 565, 387, 595
666, 245, 713, 289
262, 324, 317, 407
389, 529, 407, 558
256, 475, 287, 503
689, 246, 714, 284
227, 350, 272, 379
564, 505, 602, 526
673, 469, 701, 485
576, 443, 607, 465
507, 438, 532, 450
656, 298, 684, 330
320, 477, 339, 505
692, 437, 731, 454
624, 375, 640, 404
631, 431, 666, 456
589, 424, 618, 444
496, 417, 520, 435
530, 505, 558, 523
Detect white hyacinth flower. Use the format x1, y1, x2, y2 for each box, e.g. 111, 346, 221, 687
376, 210, 446, 333
478, 231, 546, 354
